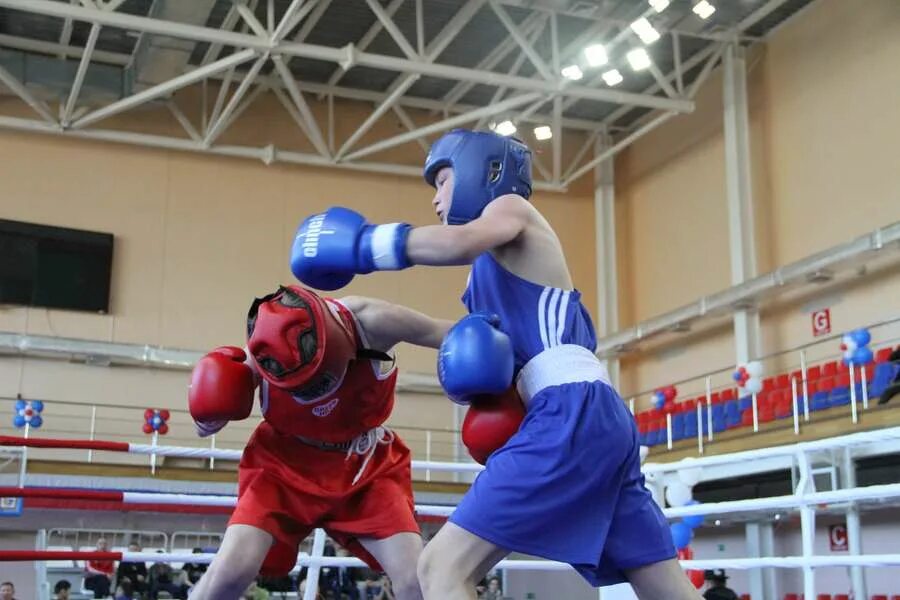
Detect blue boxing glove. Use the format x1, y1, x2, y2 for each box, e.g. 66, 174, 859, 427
291, 207, 412, 291
438, 313, 514, 405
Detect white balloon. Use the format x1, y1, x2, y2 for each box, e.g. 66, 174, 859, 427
746, 361, 764, 377
665, 481, 693, 507
643, 471, 664, 507
842, 336, 857, 352
745, 377, 763, 395
677, 457, 703, 487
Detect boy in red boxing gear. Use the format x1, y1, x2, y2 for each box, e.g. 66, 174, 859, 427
188, 285, 453, 600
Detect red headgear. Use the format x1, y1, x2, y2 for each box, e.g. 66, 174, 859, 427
246, 285, 357, 399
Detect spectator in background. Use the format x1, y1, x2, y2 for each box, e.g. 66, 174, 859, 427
115, 578, 135, 600
84, 537, 115, 598
242, 581, 270, 600
702, 570, 738, 600
53, 580, 71, 600
371, 574, 395, 600
148, 550, 188, 600
181, 547, 208, 585
478, 576, 502, 600
0, 581, 16, 600
116, 542, 148, 598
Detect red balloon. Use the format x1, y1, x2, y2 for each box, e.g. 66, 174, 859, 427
159, 410, 171, 421
664, 387, 677, 401
144, 409, 154, 421
663, 399, 676, 414
687, 569, 705, 589
157, 424, 169, 435
142, 423, 153, 434
677, 546, 694, 560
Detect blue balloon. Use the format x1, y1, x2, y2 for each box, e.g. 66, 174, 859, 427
29, 415, 43, 429
683, 500, 705, 529
31, 400, 44, 412
14, 399, 26, 411
852, 347, 873, 365
670, 522, 693, 550
152, 415, 163, 428
13, 415, 26, 428
732, 371, 742, 382
851, 329, 871, 347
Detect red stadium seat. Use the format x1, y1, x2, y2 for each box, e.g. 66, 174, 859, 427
818, 378, 835, 393
784, 594, 799, 600
823, 361, 838, 376
722, 389, 736, 401
741, 409, 754, 426
807, 365, 822, 381
763, 377, 776, 392
834, 595, 849, 600
816, 595, 831, 600
875, 347, 894, 363
776, 374, 791, 389
836, 373, 851, 388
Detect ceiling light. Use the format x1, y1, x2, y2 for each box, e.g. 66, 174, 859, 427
649, 0, 670, 12
584, 44, 608, 67
493, 120, 517, 136
774, 514, 782, 521
630, 17, 660, 44
693, 0, 716, 19
715, 519, 722, 526
561, 64, 584, 80
533, 126, 552, 141
602, 69, 623, 86
626, 48, 652, 71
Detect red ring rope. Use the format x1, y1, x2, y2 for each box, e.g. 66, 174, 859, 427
0, 436, 129, 452
0, 550, 123, 561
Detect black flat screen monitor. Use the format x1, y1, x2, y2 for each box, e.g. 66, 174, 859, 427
0, 219, 114, 313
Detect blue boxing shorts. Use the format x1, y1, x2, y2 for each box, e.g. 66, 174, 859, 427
449, 345, 675, 586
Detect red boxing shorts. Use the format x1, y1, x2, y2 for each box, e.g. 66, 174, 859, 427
229, 421, 419, 576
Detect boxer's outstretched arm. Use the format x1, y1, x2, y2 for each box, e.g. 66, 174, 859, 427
341, 296, 454, 352
406, 195, 529, 266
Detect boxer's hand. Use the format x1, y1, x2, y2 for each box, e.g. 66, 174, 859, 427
188, 346, 255, 436
290, 207, 412, 291
462, 387, 525, 464
438, 312, 514, 404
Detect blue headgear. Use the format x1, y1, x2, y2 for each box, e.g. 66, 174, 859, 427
423, 129, 532, 225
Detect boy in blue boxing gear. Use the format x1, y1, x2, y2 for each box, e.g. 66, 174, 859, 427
292, 129, 700, 600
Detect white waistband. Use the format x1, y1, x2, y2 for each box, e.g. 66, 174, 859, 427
515, 345, 611, 403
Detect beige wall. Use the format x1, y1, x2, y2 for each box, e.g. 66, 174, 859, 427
615, 0, 900, 402
0, 92, 596, 442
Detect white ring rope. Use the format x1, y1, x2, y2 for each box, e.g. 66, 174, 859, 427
114, 482, 900, 519
126, 443, 485, 472
110, 552, 900, 571
643, 426, 900, 474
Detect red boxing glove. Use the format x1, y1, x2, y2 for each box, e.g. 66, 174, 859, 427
461, 386, 525, 465
188, 346, 255, 436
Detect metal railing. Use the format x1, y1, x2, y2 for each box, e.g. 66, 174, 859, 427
623, 315, 900, 454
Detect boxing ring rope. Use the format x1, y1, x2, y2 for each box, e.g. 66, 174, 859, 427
5, 429, 900, 600
5, 480, 900, 520
0, 435, 485, 473
4, 549, 900, 572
